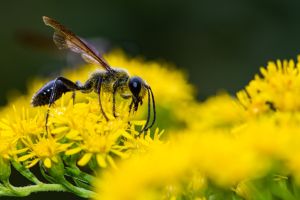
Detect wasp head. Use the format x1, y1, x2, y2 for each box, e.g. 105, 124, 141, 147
128, 76, 147, 110
128, 76, 156, 132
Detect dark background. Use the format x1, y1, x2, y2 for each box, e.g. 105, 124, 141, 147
1, 0, 300, 199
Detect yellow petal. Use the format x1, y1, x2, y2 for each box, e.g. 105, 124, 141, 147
13, 148, 29, 154
110, 149, 126, 158
107, 155, 117, 170
26, 159, 39, 168
18, 154, 34, 162
51, 156, 58, 163
44, 158, 52, 168
121, 132, 134, 140
65, 147, 82, 155
66, 130, 80, 139
131, 120, 146, 126
51, 126, 70, 134
96, 154, 107, 168
78, 153, 92, 166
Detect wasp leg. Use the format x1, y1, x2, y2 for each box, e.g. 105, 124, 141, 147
112, 80, 122, 118
46, 77, 81, 133
128, 99, 134, 115
71, 91, 76, 105
71, 81, 83, 105
97, 77, 109, 121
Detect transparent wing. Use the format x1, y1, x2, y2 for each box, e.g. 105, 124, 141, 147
43, 16, 113, 72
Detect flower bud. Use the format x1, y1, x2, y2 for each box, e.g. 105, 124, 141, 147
45, 156, 65, 180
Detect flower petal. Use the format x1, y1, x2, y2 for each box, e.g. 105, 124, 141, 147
78, 153, 92, 166
65, 147, 82, 155
44, 158, 52, 168
96, 154, 107, 168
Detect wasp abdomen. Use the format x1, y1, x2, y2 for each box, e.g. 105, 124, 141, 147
31, 79, 71, 107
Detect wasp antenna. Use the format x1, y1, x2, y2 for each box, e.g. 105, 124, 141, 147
147, 87, 156, 129
141, 87, 152, 133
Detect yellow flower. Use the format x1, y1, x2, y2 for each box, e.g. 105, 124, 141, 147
65, 123, 127, 168
47, 94, 131, 168
0, 105, 45, 139
123, 124, 164, 155
237, 57, 300, 114
18, 134, 71, 168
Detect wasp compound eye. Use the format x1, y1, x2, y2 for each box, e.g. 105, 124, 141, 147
129, 76, 143, 98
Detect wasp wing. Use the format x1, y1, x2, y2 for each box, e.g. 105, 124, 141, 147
43, 16, 113, 72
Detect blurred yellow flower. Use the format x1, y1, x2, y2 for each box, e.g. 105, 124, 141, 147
174, 93, 247, 132
95, 131, 270, 200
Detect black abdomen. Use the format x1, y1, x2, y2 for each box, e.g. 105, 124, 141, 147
31, 79, 71, 106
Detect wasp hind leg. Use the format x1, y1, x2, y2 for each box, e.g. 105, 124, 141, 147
113, 87, 118, 118
97, 77, 109, 121
71, 81, 83, 105
45, 77, 82, 133
112, 80, 123, 118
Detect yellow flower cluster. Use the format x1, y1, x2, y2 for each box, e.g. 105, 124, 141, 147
0, 51, 192, 198
94, 55, 300, 200
2, 50, 300, 199
0, 51, 193, 171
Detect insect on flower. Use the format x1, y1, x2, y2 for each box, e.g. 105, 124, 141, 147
31, 16, 156, 132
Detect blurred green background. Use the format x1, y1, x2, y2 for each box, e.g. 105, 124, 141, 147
2, 0, 300, 106
1, 0, 300, 199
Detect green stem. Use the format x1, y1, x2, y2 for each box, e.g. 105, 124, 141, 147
2, 180, 21, 196
58, 178, 95, 198
0, 183, 68, 197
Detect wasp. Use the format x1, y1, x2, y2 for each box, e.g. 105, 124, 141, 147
31, 16, 156, 132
